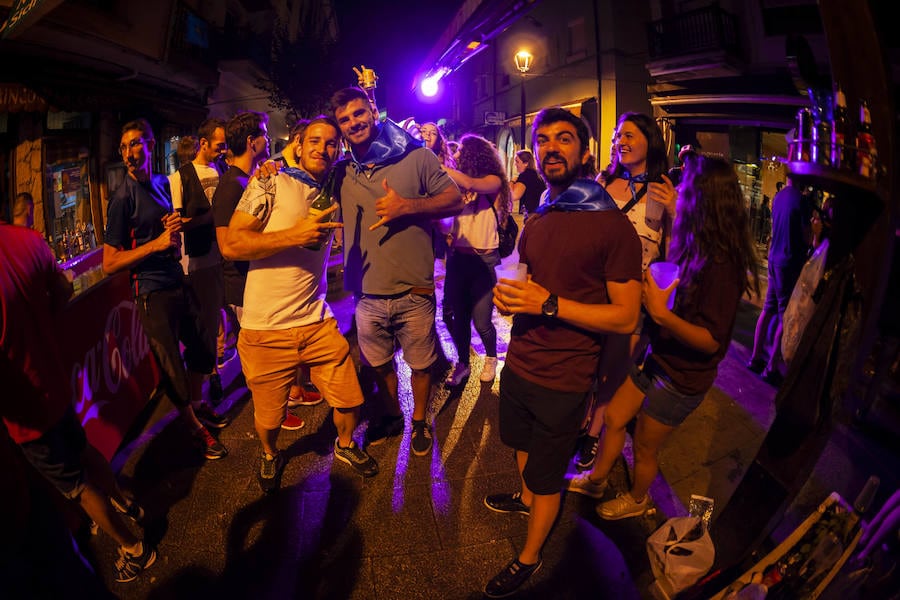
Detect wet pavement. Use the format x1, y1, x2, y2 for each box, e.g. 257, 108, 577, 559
55, 227, 900, 599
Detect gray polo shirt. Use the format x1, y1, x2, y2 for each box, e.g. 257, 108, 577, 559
338, 147, 453, 296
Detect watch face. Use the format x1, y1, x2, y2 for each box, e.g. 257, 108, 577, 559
542, 294, 558, 316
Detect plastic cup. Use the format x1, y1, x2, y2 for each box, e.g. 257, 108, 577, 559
645, 197, 664, 222
649, 261, 680, 309
496, 262, 527, 283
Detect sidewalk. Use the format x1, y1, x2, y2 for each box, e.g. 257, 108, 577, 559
81, 245, 805, 600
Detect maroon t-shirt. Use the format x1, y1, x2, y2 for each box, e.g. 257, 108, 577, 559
1, 225, 72, 443
505, 210, 642, 392
647, 258, 743, 395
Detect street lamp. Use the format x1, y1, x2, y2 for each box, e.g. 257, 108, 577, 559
515, 50, 533, 150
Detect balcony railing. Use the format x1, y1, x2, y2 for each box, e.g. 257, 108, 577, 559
647, 3, 741, 61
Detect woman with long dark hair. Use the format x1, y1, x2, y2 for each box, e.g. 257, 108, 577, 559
572, 112, 677, 471
441, 134, 512, 385
570, 155, 760, 518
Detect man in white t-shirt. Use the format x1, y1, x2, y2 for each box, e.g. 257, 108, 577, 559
168, 118, 231, 413
226, 116, 379, 493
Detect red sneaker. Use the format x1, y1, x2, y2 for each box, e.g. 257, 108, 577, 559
281, 411, 305, 431
287, 385, 323, 407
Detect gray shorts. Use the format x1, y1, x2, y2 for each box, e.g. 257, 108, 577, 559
355, 292, 437, 371
631, 360, 706, 427
19, 408, 87, 500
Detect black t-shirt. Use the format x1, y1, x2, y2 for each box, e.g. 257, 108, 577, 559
211, 165, 250, 306
647, 259, 743, 395
514, 168, 545, 214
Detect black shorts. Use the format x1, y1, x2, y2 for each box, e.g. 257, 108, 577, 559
499, 367, 589, 495
19, 408, 87, 499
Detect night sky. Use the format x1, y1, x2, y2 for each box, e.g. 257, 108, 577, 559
333, 0, 465, 124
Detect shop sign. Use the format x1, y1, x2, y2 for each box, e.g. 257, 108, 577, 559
0, 83, 47, 112
484, 111, 506, 125
0, 0, 64, 39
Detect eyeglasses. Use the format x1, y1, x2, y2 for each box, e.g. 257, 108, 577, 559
118, 138, 145, 154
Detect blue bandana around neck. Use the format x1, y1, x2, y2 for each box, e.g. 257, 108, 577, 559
620, 169, 649, 201
350, 119, 423, 172
534, 178, 618, 215
280, 167, 321, 189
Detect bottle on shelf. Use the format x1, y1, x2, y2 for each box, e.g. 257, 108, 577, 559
830, 86, 852, 170
856, 99, 877, 180
306, 171, 336, 251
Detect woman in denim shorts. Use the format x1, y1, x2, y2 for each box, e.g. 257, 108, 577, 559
568, 155, 761, 520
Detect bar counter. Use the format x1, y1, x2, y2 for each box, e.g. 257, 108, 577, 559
59, 249, 160, 461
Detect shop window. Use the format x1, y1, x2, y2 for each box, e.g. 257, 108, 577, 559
46, 112, 91, 130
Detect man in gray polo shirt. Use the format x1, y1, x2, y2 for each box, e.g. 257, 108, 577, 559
330, 87, 462, 457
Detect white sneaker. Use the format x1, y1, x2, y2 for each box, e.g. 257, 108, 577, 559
480, 357, 498, 382
446, 363, 471, 386
597, 492, 649, 520
566, 472, 608, 499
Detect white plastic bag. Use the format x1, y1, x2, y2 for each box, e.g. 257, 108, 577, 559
647, 516, 715, 596
782, 239, 829, 363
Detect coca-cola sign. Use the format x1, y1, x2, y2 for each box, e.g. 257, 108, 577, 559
61, 273, 159, 460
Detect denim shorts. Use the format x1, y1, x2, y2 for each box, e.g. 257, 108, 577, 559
631, 360, 706, 427
355, 292, 437, 371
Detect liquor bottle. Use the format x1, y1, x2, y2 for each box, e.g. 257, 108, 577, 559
306, 171, 336, 251
830, 87, 851, 169
856, 99, 877, 179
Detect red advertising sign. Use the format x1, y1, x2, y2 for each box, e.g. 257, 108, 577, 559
60, 271, 159, 461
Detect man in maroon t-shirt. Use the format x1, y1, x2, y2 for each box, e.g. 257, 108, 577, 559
1, 224, 155, 583
483, 108, 642, 598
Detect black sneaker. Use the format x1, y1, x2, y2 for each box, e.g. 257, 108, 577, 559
484, 557, 542, 598
574, 434, 599, 471
364, 415, 405, 447
110, 496, 145, 522
411, 419, 433, 456
484, 492, 529, 515
195, 403, 230, 429
258, 451, 285, 494
208, 373, 224, 405
114, 543, 157, 583
333, 439, 379, 477
193, 426, 228, 460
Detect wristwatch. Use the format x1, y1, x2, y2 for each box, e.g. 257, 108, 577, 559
541, 293, 558, 318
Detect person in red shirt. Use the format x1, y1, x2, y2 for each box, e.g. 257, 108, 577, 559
1, 223, 155, 583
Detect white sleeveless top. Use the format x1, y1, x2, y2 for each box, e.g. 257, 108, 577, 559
451, 192, 499, 251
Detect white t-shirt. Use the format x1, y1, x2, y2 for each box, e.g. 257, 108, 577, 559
235, 173, 332, 330
613, 197, 664, 271
451, 192, 499, 250
169, 162, 222, 273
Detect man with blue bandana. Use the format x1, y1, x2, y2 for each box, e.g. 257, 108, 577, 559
330, 87, 463, 457
226, 116, 378, 493
483, 107, 642, 597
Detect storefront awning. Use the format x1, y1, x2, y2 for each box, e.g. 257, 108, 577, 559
0, 82, 48, 112
0, 0, 65, 39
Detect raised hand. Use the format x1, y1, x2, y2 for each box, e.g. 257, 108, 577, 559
369, 179, 409, 231
296, 204, 342, 248
648, 173, 677, 217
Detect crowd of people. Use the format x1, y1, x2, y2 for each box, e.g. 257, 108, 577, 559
5, 88, 878, 597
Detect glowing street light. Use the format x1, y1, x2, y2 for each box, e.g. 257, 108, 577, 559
514, 50, 533, 149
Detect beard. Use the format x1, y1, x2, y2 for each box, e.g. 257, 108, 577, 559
540, 157, 580, 187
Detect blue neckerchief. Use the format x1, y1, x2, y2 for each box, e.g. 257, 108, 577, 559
535, 179, 618, 214
281, 167, 321, 189
350, 119, 423, 173
620, 170, 649, 201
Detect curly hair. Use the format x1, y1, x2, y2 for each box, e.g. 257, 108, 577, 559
456, 134, 511, 213
601, 112, 669, 183
668, 154, 760, 305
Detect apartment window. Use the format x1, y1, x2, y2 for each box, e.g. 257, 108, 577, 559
567, 17, 586, 59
